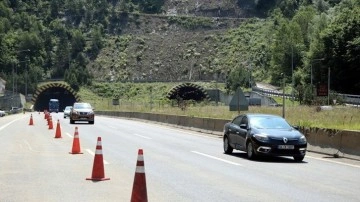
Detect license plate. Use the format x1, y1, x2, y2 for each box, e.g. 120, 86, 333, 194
278, 145, 294, 149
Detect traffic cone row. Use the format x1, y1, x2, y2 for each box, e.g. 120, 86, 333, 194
27, 111, 148, 200
70, 127, 83, 154
131, 149, 148, 202
48, 116, 53, 129
29, 114, 34, 125
86, 137, 110, 181
54, 120, 62, 138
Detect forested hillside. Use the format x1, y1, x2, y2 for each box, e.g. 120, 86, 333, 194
0, 0, 359, 104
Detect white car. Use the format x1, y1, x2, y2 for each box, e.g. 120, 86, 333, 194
0, 110, 5, 117
63, 106, 73, 118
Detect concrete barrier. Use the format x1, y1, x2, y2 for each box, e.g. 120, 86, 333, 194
96, 111, 360, 160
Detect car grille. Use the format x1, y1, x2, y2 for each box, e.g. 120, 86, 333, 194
79, 112, 89, 115
269, 137, 298, 144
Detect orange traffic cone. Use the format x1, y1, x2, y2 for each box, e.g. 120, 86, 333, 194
69, 127, 83, 154
47, 114, 50, 125
131, 149, 148, 202
48, 116, 53, 130
54, 120, 62, 138
86, 137, 110, 181
29, 114, 34, 125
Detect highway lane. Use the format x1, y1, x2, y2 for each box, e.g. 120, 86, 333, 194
0, 112, 359, 202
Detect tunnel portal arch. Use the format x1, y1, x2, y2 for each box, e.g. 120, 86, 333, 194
31, 82, 80, 111
167, 83, 210, 102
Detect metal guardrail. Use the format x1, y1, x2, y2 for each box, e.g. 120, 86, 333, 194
252, 86, 360, 105
338, 94, 360, 105
252, 86, 294, 99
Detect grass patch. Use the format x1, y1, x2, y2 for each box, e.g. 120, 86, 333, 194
78, 83, 360, 131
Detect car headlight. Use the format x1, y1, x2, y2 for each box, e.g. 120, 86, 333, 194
253, 133, 269, 142
299, 135, 307, 144
72, 110, 79, 115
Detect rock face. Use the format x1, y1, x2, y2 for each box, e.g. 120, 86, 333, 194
162, 0, 269, 18
88, 1, 273, 82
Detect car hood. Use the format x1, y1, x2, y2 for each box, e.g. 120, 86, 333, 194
73, 109, 93, 113
252, 128, 303, 138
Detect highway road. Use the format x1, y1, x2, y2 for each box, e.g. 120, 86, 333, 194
0, 112, 359, 202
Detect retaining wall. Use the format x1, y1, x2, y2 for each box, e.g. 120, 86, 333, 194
96, 111, 360, 160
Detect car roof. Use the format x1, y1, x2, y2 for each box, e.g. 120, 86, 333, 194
242, 113, 283, 118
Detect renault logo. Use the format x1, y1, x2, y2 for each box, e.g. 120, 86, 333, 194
283, 137, 288, 143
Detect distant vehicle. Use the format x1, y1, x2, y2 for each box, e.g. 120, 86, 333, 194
63, 106, 73, 118
223, 113, 307, 162
70, 102, 94, 124
0, 109, 5, 117
49, 99, 59, 113
9, 107, 22, 114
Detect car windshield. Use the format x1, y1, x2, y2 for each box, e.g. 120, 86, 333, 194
250, 116, 292, 129
74, 103, 91, 109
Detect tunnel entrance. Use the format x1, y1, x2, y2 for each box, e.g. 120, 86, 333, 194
31, 82, 80, 111
167, 83, 210, 101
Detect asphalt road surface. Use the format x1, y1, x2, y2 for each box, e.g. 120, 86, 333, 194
1, 112, 359, 202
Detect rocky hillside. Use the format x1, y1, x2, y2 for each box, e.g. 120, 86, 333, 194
88, 0, 274, 82
89, 15, 243, 82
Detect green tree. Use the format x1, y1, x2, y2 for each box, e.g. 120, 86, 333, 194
321, 2, 360, 93
133, 0, 164, 14
70, 30, 85, 56
88, 26, 103, 59
225, 64, 249, 93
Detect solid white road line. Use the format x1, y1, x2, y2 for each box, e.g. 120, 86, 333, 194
192, 151, 242, 166
86, 149, 109, 164
0, 118, 24, 131
133, 133, 152, 139
65, 132, 73, 138
306, 155, 360, 168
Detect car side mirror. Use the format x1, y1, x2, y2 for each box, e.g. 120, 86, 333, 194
292, 125, 299, 130
240, 124, 247, 129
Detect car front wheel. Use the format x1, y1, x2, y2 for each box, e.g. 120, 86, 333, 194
246, 141, 257, 160
223, 136, 233, 154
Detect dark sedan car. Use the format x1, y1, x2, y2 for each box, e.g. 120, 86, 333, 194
223, 113, 307, 161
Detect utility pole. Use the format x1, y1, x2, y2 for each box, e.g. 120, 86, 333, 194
310, 58, 325, 89
12, 62, 14, 95
14, 49, 30, 95
25, 59, 28, 98
328, 67, 330, 105
291, 45, 294, 104
281, 73, 285, 118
